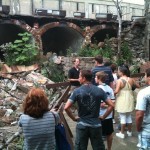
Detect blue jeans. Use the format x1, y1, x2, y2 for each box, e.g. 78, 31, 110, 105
75, 126, 105, 150
137, 131, 150, 150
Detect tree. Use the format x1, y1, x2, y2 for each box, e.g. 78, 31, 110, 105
112, 0, 122, 63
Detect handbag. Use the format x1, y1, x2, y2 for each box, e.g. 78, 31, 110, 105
51, 112, 71, 150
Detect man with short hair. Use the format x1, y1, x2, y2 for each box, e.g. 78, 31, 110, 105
136, 68, 150, 150
68, 58, 80, 90
64, 70, 114, 150
92, 55, 114, 88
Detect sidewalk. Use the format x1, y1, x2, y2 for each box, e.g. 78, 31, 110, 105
64, 110, 138, 150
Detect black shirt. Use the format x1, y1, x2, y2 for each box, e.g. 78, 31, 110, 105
68, 67, 80, 86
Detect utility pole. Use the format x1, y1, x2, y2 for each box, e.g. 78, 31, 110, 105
31, 0, 34, 15
59, 0, 62, 10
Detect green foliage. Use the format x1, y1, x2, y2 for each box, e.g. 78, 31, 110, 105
116, 42, 133, 66
78, 45, 102, 57
40, 61, 66, 82
78, 37, 113, 59
0, 32, 38, 66
13, 135, 24, 150
102, 38, 113, 59
66, 47, 73, 57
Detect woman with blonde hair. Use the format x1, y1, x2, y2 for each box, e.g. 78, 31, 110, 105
19, 88, 59, 150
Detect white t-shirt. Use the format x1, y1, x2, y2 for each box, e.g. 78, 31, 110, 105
113, 73, 118, 87
136, 86, 150, 132
98, 84, 115, 119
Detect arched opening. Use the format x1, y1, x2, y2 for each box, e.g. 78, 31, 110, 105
0, 23, 27, 60
41, 25, 84, 56
91, 28, 117, 44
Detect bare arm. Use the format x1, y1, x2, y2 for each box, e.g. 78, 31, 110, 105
133, 79, 140, 88
64, 101, 79, 122
114, 80, 122, 94
68, 78, 79, 82
109, 82, 114, 90
136, 110, 144, 132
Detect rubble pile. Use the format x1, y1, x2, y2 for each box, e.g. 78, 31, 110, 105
0, 64, 62, 149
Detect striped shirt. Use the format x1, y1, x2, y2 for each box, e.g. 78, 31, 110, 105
18, 112, 59, 150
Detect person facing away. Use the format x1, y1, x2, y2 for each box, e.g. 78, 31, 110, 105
64, 70, 114, 150
115, 66, 140, 139
18, 88, 59, 150
136, 68, 150, 150
110, 63, 118, 89
95, 71, 115, 150
68, 58, 81, 90
91, 55, 114, 89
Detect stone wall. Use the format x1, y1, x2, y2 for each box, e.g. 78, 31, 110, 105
107, 20, 147, 62
122, 20, 146, 61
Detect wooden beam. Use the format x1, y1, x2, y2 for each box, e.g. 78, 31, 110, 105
46, 82, 70, 89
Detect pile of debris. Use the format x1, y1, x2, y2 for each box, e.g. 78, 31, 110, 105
0, 63, 55, 125
0, 63, 59, 149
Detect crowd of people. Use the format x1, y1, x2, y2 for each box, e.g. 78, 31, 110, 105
18, 55, 150, 150
65, 55, 150, 150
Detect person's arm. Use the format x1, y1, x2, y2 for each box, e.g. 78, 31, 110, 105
136, 110, 144, 132
18, 115, 23, 127
109, 70, 114, 89
135, 90, 146, 132
114, 80, 122, 94
100, 99, 114, 120
109, 82, 114, 89
132, 78, 140, 88
68, 78, 79, 82
64, 100, 79, 122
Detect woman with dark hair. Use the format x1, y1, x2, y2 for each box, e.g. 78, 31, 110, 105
19, 88, 59, 150
114, 66, 140, 139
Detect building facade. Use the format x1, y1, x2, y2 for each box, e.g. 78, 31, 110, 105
1, 0, 144, 20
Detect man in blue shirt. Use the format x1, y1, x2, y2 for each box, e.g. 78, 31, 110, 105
92, 55, 114, 88
64, 70, 114, 150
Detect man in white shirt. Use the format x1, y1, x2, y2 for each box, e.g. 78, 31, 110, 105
136, 68, 150, 150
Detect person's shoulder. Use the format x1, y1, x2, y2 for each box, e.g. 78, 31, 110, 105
95, 85, 105, 91
69, 67, 74, 71
19, 113, 30, 121
20, 113, 28, 118
106, 84, 113, 90
98, 84, 103, 88
139, 86, 150, 95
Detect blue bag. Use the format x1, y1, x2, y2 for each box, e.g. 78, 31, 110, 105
51, 112, 71, 150
55, 123, 71, 150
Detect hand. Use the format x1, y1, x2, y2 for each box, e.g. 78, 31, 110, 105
137, 127, 142, 132
74, 116, 80, 122
100, 103, 108, 108
50, 108, 57, 112
99, 116, 104, 120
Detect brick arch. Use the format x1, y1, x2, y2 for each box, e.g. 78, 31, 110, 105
38, 22, 84, 37
90, 24, 117, 37
12, 20, 42, 52
9, 19, 34, 34
0, 20, 42, 52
